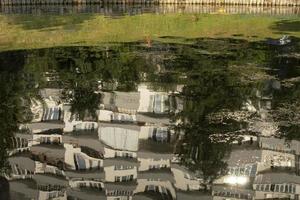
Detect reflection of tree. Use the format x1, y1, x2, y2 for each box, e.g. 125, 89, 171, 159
175, 68, 256, 186
68, 87, 101, 121
0, 72, 23, 173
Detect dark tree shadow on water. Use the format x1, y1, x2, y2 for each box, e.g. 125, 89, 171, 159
7, 14, 94, 31
0, 177, 10, 200
271, 20, 300, 33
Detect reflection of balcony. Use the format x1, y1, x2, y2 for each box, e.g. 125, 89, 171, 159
212, 185, 254, 200
69, 178, 104, 190
253, 173, 300, 200
104, 164, 137, 183
135, 178, 176, 200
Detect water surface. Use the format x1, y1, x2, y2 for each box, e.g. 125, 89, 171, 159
0, 6, 300, 200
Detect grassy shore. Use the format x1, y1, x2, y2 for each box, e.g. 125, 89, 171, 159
0, 13, 299, 51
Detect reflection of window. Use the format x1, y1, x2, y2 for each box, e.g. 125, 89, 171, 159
275, 185, 279, 192
256, 185, 259, 191
115, 176, 120, 182
285, 185, 289, 193
292, 185, 296, 193
260, 185, 264, 191
280, 185, 284, 192
271, 184, 275, 191
289, 185, 292, 193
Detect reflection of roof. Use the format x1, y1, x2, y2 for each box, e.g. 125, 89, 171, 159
31, 145, 65, 161
66, 171, 105, 179
227, 150, 262, 166
33, 174, 68, 186
136, 114, 170, 124
115, 92, 140, 110
99, 122, 141, 131
103, 159, 138, 167
138, 171, 175, 182
177, 191, 212, 200
254, 173, 300, 184
105, 182, 137, 191
138, 140, 173, 153
133, 194, 155, 200
66, 189, 105, 200
101, 92, 140, 111
9, 156, 35, 172
259, 137, 300, 155
10, 180, 38, 200
98, 125, 139, 151
171, 164, 201, 179
39, 88, 62, 101
63, 134, 105, 152
26, 123, 64, 132
137, 152, 173, 160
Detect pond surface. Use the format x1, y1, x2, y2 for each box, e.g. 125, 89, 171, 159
0, 5, 300, 200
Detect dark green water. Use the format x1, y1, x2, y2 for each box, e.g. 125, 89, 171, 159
0, 29, 300, 199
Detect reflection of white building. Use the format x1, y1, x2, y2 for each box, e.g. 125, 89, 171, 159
64, 143, 103, 170
38, 190, 67, 200
215, 149, 295, 185
30, 89, 63, 122
69, 178, 104, 190
32, 134, 62, 145
9, 134, 32, 155
24, 122, 64, 134
98, 123, 139, 153
63, 105, 98, 132
9, 156, 35, 180
137, 151, 173, 172
253, 173, 300, 200
9, 156, 65, 179
212, 185, 254, 200
104, 159, 138, 183
138, 84, 169, 114
98, 109, 137, 123
100, 84, 171, 116
259, 137, 300, 155
139, 126, 170, 142
135, 178, 176, 200
171, 164, 203, 191
105, 183, 136, 200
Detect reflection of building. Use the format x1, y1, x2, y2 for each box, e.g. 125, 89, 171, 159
258, 137, 300, 155
32, 133, 62, 145
104, 159, 138, 183
105, 182, 136, 200
212, 185, 255, 200
9, 155, 65, 179
253, 173, 300, 199
69, 178, 104, 190
259, 137, 300, 174
171, 164, 203, 191
64, 143, 103, 170
38, 190, 67, 200
98, 123, 139, 152
9, 134, 31, 155
30, 89, 63, 122
136, 171, 176, 199
138, 84, 169, 114
214, 149, 296, 186
63, 105, 98, 132
99, 84, 173, 125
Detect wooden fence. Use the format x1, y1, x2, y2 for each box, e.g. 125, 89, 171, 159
0, 4, 299, 15
0, 0, 299, 6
